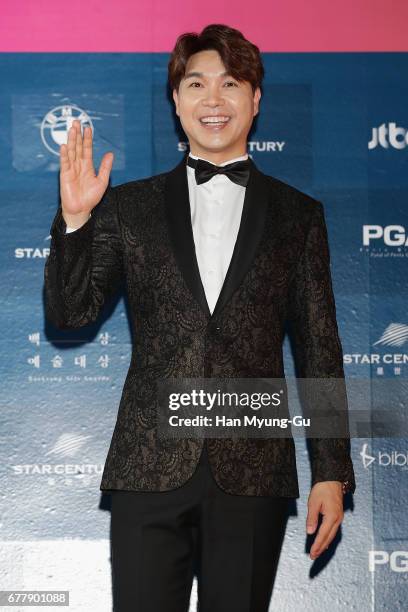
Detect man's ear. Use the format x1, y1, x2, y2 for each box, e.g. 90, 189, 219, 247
172, 89, 180, 117
253, 87, 261, 117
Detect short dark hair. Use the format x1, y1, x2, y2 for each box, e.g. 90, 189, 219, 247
168, 23, 264, 94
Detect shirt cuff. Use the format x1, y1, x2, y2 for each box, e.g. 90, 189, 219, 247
65, 213, 92, 233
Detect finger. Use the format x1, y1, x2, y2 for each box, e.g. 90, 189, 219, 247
60, 144, 70, 172
310, 514, 337, 557
306, 504, 320, 534
96, 152, 114, 185
67, 124, 76, 164
74, 120, 83, 161
82, 126, 93, 160
311, 517, 341, 558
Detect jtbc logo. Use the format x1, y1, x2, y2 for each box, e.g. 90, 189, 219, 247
369, 551, 408, 572
369, 123, 408, 149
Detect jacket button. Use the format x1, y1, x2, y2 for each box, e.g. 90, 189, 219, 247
207, 323, 221, 336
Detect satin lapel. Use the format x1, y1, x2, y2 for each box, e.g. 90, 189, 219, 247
165, 153, 212, 318
164, 154, 270, 320
211, 160, 270, 319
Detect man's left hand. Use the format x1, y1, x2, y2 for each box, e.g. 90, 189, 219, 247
306, 481, 344, 560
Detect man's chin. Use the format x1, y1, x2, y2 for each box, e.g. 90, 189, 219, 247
189, 139, 235, 153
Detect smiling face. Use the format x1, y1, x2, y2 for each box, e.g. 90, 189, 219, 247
172, 49, 261, 164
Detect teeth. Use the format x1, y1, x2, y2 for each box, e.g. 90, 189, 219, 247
200, 116, 230, 123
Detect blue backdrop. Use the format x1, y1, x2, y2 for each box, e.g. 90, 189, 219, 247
1, 52, 407, 611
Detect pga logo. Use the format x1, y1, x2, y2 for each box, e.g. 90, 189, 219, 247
369, 123, 408, 149
363, 225, 408, 247
369, 551, 408, 572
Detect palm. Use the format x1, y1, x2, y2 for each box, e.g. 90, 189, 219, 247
59, 120, 114, 216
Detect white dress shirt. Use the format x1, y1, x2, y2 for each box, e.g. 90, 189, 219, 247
66, 151, 249, 314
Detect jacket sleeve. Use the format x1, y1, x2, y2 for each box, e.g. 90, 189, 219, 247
44, 185, 124, 329
287, 200, 356, 494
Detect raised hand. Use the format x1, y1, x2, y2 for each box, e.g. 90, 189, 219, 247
59, 119, 114, 228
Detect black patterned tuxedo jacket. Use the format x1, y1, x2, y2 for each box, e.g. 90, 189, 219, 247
44, 152, 356, 498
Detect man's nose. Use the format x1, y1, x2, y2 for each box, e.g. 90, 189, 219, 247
202, 89, 225, 106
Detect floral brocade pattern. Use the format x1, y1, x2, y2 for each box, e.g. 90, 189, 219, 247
44, 163, 356, 498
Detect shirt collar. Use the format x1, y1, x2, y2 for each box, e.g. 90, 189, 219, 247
187, 151, 249, 167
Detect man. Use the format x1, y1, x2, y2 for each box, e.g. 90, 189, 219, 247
44, 23, 356, 612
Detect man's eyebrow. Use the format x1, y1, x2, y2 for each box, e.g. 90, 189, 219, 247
183, 70, 231, 80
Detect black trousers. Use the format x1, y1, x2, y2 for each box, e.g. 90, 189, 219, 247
110, 442, 290, 612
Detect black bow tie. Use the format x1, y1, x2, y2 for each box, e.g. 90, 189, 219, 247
187, 155, 251, 187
